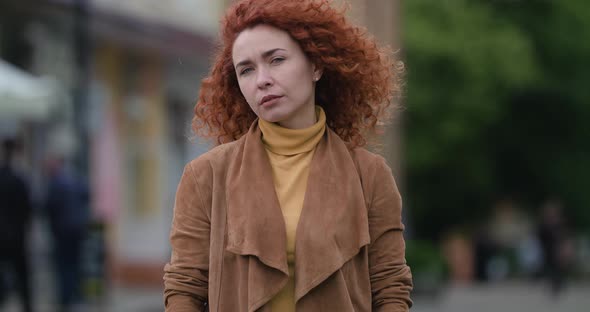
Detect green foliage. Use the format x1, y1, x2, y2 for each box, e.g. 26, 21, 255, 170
402, 0, 590, 239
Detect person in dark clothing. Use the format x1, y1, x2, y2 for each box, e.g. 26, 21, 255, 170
537, 199, 570, 296
0, 138, 33, 312
44, 156, 89, 312
473, 225, 497, 282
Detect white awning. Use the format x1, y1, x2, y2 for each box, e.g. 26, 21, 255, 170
0, 59, 59, 121
91, 0, 223, 36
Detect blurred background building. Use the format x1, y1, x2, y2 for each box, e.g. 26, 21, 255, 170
1, 0, 221, 272
1, 0, 224, 310
1, 0, 589, 311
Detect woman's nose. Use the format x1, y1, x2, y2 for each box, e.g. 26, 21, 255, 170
256, 68, 273, 89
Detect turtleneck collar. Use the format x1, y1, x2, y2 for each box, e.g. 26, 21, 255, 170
259, 106, 326, 156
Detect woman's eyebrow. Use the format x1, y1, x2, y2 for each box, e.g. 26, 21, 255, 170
261, 48, 286, 59
235, 48, 287, 68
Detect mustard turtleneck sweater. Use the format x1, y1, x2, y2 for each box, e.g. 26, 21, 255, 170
258, 106, 326, 311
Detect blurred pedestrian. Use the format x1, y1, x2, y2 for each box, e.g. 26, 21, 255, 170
0, 138, 33, 312
44, 155, 89, 312
473, 224, 496, 282
537, 198, 572, 296
163, 0, 413, 311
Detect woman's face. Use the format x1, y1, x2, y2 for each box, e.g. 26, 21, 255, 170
232, 24, 321, 129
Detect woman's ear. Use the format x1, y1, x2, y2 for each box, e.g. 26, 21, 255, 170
312, 65, 323, 82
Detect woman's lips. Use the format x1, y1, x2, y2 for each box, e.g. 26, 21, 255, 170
260, 95, 283, 106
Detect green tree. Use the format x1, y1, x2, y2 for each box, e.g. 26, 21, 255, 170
403, 0, 539, 239
403, 0, 590, 239
485, 0, 590, 231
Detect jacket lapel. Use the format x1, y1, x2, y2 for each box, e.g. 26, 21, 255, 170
294, 128, 371, 302
225, 120, 371, 309
226, 120, 289, 310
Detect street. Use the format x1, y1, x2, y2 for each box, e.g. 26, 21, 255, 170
411, 282, 589, 312
4, 281, 589, 311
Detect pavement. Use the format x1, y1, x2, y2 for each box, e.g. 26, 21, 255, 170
410, 281, 589, 312
2, 286, 163, 312
4, 280, 589, 311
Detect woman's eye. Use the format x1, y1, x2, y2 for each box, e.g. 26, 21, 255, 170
271, 57, 285, 64
240, 67, 253, 76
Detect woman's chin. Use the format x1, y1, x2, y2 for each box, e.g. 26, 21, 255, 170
259, 111, 286, 124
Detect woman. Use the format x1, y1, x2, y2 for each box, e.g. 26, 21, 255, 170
164, 0, 413, 311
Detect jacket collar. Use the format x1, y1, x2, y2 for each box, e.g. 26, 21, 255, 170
226, 120, 370, 311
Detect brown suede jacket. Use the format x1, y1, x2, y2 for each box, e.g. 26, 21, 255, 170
163, 120, 413, 312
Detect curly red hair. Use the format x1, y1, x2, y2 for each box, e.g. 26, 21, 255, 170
194, 0, 401, 148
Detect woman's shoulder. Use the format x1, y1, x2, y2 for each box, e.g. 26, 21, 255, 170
184, 137, 245, 174
348, 147, 390, 171
347, 146, 397, 188
325, 127, 388, 172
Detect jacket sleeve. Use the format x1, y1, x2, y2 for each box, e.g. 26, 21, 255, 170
164, 162, 211, 312
368, 156, 413, 311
